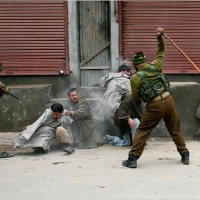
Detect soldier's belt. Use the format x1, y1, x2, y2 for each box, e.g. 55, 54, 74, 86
152, 91, 169, 102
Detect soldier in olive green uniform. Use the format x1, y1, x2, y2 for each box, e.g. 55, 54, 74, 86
122, 27, 190, 168
0, 82, 9, 97
0, 63, 14, 158
0, 63, 9, 97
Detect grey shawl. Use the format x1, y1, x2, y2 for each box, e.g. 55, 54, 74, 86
14, 109, 73, 150
66, 97, 98, 149
93, 72, 131, 124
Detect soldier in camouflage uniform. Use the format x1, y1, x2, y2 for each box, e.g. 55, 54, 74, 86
122, 27, 190, 168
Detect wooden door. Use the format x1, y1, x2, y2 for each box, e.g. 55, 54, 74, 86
78, 1, 110, 86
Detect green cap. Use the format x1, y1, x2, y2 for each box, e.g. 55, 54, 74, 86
133, 52, 146, 65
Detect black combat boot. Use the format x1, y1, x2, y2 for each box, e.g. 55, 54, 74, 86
181, 151, 189, 165
122, 154, 139, 168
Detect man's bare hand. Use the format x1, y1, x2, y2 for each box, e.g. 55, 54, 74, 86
157, 27, 164, 36
128, 118, 135, 128
66, 111, 71, 116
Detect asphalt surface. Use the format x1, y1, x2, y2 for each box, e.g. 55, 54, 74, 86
0, 132, 200, 200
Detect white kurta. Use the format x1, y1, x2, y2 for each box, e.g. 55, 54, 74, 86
93, 72, 131, 124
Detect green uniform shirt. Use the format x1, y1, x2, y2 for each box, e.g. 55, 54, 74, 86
130, 35, 165, 102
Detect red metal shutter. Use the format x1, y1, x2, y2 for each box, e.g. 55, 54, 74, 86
119, 1, 200, 74
0, 0, 69, 76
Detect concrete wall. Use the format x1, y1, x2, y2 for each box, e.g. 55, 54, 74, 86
0, 84, 53, 132
151, 82, 200, 137
0, 74, 200, 100
1, 82, 200, 138
0, 76, 71, 98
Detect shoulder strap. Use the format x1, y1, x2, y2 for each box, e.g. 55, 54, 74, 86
149, 65, 164, 78
144, 65, 163, 76
149, 65, 156, 71
136, 71, 150, 87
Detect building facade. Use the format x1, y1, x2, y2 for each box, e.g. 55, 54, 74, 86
0, 0, 200, 133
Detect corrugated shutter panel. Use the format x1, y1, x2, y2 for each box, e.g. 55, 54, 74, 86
0, 0, 69, 76
120, 1, 200, 74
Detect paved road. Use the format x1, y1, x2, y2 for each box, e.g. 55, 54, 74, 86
0, 133, 200, 200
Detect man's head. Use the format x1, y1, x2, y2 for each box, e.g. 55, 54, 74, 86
133, 52, 146, 67
67, 88, 79, 103
118, 64, 131, 76
51, 103, 64, 119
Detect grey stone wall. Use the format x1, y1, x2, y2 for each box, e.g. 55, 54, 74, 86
151, 82, 200, 137
0, 84, 52, 132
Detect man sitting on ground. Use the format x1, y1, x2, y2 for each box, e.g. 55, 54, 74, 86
14, 103, 74, 154
66, 88, 99, 149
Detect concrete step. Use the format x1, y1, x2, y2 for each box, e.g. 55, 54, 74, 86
49, 97, 101, 110
78, 86, 105, 98
1, 82, 199, 138
48, 86, 104, 109
49, 82, 200, 138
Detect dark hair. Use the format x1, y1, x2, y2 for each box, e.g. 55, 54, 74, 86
118, 64, 131, 73
67, 88, 78, 96
51, 103, 63, 113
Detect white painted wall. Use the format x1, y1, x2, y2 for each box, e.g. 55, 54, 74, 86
68, 1, 80, 87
